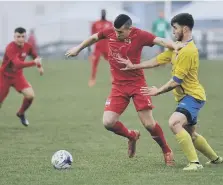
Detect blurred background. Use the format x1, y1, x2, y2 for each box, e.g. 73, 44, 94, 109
0, 1, 223, 60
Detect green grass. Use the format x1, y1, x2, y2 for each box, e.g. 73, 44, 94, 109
0, 59, 223, 185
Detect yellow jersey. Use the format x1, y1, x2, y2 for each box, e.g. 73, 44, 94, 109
156, 40, 206, 102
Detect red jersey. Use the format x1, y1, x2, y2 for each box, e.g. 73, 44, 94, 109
98, 27, 156, 85
0, 42, 38, 77
91, 20, 113, 49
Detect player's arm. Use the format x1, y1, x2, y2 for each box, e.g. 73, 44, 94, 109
116, 50, 172, 70
6, 47, 40, 70
140, 77, 180, 96
140, 30, 184, 52
134, 57, 160, 69
65, 33, 102, 57
153, 37, 184, 51
116, 57, 159, 70
13, 57, 41, 70
141, 51, 191, 96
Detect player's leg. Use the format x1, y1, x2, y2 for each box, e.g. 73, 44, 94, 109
0, 74, 11, 108
137, 109, 174, 166
103, 86, 140, 158
19, 87, 35, 114
89, 48, 101, 87
132, 88, 174, 166
169, 96, 203, 170
13, 75, 34, 126
185, 122, 223, 165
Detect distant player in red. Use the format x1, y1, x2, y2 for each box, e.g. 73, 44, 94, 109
88, 9, 113, 87
27, 29, 38, 55
0, 27, 43, 126
66, 14, 183, 166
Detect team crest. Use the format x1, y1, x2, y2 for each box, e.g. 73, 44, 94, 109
22, 52, 26, 57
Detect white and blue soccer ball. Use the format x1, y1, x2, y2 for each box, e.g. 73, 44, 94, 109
51, 150, 73, 169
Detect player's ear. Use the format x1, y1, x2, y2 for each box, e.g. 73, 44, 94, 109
182, 26, 187, 33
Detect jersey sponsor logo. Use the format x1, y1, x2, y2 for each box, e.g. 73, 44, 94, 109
108, 39, 131, 59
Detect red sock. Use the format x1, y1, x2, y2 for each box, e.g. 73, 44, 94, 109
106, 121, 136, 139
18, 98, 33, 115
147, 123, 171, 154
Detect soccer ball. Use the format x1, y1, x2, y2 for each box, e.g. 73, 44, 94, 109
51, 150, 73, 169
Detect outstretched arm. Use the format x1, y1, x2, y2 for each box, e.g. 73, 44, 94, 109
133, 57, 160, 69
153, 37, 184, 51
140, 78, 180, 96
13, 58, 36, 69
140, 51, 192, 97
115, 56, 160, 70
65, 33, 101, 57
7, 48, 41, 70
115, 50, 172, 71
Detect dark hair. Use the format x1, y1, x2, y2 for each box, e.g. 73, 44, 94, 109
14, 27, 26, 34
114, 14, 132, 29
101, 9, 106, 20
171, 13, 194, 30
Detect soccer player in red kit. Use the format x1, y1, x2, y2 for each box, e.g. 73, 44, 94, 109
0, 27, 43, 126
27, 29, 38, 55
66, 14, 183, 166
88, 9, 113, 87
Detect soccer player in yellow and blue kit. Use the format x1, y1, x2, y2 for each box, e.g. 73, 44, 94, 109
116, 13, 222, 171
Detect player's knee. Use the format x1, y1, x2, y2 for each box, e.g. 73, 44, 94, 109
168, 118, 182, 133
102, 115, 117, 129
142, 118, 156, 130
169, 112, 187, 133
25, 93, 35, 100
138, 109, 156, 130
191, 132, 199, 141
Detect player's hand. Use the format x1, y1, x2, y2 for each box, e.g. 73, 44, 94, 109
140, 86, 159, 96
34, 57, 44, 76
38, 66, 44, 76
34, 57, 42, 67
114, 55, 135, 70
65, 47, 80, 57
173, 42, 186, 53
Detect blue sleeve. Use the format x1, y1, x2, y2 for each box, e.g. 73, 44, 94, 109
173, 76, 183, 84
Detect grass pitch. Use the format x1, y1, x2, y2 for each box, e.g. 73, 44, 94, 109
0, 59, 222, 185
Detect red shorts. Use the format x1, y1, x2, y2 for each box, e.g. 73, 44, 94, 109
104, 82, 154, 115
0, 73, 31, 103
